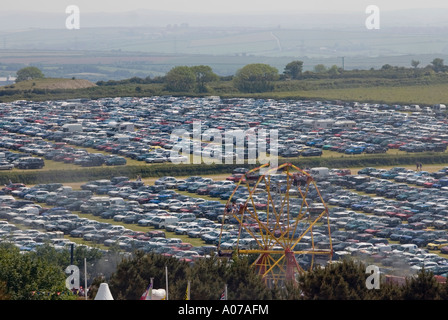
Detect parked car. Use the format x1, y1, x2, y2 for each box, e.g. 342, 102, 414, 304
105, 156, 127, 166
0, 161, 14, 170
301, 148, 322, 157
15, 157, 44, 169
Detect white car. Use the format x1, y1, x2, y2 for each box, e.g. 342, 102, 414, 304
145, 155, 166, 163
345, 242, 374, 253
0, 161, 14, 170
220, 238, 240, 250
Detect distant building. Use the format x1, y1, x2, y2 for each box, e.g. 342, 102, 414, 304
0, 75, 16, 86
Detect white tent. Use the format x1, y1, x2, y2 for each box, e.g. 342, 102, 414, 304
150, 289, 166, 300
94, 283, 114, 300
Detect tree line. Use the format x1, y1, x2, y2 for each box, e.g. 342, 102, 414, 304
13, 57, 448, 96
103, 253, 448, 300
96, 57, 448, 94
2, 241, 448, 300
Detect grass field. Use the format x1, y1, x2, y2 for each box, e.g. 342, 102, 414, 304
2, 73, 448, 106
256, 84, 448, 106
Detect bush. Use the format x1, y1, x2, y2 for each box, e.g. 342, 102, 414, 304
233, 63, 279, 93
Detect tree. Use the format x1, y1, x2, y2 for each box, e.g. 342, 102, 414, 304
186, 254, 228, 300
224, 255, 272, 300
0, 244, 73, 300
411, 60, 420, 69
313, 64, 327, 73
190, 65, 218, 93
297, 259, 386, 300
284, 60, 303, 79
105, 252, 272, 300
401, 268, 442, 300
233, 63, 279, 93
328, 65, 341, 77
16, 66, 44, 82
107, 251, 190, 300
430, 58, 446, 73
164, 66, 196, 92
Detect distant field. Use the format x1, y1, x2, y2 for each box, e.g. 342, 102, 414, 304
281, 84, 448, 105
232, 83, 448, 105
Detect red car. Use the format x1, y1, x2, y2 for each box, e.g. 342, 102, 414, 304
174, 243, 193, 251
423, 180, 437, 188
3, 183, 26, 193
226, 174, 246, 182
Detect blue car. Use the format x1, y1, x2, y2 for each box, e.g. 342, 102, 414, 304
345, 147, 364, 154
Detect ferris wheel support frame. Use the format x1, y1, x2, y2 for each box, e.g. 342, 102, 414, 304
218, 162, 333, 284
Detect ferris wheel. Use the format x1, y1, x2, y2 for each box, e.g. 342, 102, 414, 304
218, 163, 333, 285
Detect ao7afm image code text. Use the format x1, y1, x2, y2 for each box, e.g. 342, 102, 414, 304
178, 304, 269, 317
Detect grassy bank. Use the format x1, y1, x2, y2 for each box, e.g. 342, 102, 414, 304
1, 75, 448, 106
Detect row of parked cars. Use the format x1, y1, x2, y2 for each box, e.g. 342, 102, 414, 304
357, 166, 448, 189
0, 96, 448, 168
318, 167, 448, 275
0, 132, 128, 168
0, 177, 224, 262
0, 149, 44, 170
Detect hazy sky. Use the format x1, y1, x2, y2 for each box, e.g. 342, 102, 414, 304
6, 0, 448, 13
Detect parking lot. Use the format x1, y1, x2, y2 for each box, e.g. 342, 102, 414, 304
1, 164, 448, 276
1, 96, 448, 277
0, 97, 446, 171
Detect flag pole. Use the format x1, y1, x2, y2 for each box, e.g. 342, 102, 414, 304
225, 284, 227, 300
186, 280, 190, 300
84, 258, 87, 300
148, 277, 153, 300
220, 284, 227, 300
165, 266, 169, 300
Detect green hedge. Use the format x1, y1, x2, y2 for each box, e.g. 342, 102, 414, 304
0, 163, 250, 185
1, 152, 448, 185
287, 152, 448, 169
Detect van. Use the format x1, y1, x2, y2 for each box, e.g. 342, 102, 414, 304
400, 244, 418, 253
150, 216, 179, 229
